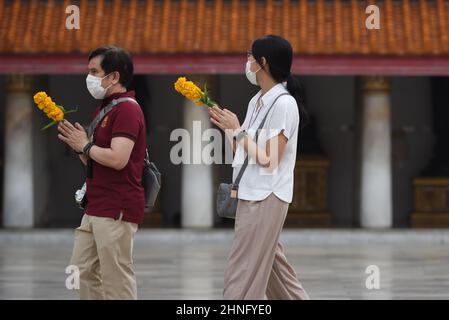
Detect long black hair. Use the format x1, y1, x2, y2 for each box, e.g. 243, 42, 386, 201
251, 35, 308, 129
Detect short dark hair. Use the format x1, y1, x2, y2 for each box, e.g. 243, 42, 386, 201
88, 46, 134, 88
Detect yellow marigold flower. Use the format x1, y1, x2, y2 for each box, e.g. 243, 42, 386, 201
174, 77, 203, 102
47, 108, 55, 116
43, 104, 54, 114
43, 97, 55, 110
54, 112, 64, 122
33, 91, 77, 129
33, 92, 47, 105
54, 108, 63, 117
174, 76, 217, 107
174, 76, 186, 88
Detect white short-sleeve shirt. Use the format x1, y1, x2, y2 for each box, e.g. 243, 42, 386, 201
232, 83, 300, 203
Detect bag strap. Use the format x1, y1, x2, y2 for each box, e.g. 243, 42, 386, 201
86, 96, 151, 164
232, 93, 289, 187
87, 97, 138, 139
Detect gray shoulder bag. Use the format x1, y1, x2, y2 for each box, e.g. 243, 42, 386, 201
216, 93, 289, 219
75, 97, 161, 210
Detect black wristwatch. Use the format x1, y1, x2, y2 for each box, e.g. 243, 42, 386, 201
83, 142, 95, 157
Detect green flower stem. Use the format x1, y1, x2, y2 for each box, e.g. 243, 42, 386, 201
41, 120, 57, 130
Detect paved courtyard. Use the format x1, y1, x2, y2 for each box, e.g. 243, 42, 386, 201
0, 229, 448, 299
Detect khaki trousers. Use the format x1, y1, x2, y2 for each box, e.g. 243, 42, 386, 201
70, 214, 138, 300
223, 193, 309, 300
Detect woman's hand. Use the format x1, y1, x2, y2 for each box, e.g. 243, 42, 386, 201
57, 120, 89, 153
208, 106, 241, 135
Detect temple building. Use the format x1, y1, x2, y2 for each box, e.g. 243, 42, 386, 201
0, 0, 449, 229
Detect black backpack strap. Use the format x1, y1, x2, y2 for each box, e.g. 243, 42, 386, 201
87, 97, 138, 139
85, 97, 138, 179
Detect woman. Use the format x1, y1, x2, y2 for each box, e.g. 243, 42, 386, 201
209, 35, 310, 300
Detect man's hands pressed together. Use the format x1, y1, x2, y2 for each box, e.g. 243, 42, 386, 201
57, 120, 90, 153
58, 118, 135, 171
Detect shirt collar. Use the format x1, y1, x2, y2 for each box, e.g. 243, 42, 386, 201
101, 90, 136, 109
258, 82, 288, 107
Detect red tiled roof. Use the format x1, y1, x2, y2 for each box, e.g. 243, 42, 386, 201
0, 0, 448, 56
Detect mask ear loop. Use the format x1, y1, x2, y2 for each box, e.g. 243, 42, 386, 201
101, 72, 116, 91
253, 56, 266, 74
250, 60, 262, 74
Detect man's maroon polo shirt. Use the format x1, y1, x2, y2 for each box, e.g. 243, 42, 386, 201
86, 90, 147, 224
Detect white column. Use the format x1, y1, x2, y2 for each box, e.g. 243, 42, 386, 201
181, 78, 214, 228
360, 76, 393, 228
3, 75, 34, 228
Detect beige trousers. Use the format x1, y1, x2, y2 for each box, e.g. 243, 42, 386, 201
70, 214, 138, 300
223, 193, 309, 300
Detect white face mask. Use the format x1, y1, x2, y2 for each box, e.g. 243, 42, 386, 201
86, 73, 113, 99
245, 60, 261, 86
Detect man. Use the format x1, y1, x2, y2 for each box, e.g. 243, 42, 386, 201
57, 46, 146, 300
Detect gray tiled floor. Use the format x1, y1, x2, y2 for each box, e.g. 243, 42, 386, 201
0, 230, 449, 299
